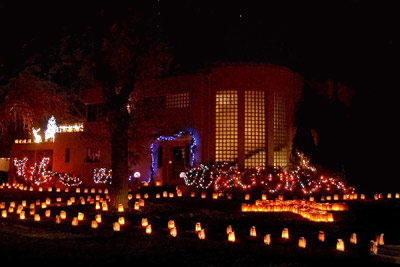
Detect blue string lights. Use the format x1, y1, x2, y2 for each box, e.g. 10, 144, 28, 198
149, 130, 197, 182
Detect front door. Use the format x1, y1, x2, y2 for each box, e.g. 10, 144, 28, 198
171, 147, 185, 183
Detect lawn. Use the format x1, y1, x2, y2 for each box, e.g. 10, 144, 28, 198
1, 185, 399, 266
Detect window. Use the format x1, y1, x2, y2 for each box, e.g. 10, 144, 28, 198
86, 103, 105, 122
244, 91, 266, 168
87, 148, 101, 162
166, 92, 190, 108
215, 90, 238, 163
65, 148, 70, 163
273, 93, 288, 168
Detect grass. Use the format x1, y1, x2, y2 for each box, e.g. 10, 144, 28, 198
1, 186, 400, 266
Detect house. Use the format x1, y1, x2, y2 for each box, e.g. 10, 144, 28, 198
133, 63, 303, 185
8, 63, 303, 187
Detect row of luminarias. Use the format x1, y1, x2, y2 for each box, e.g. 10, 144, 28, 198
241, 199, 349, 222
2, 180, 397, 203
0, 185, 385, 254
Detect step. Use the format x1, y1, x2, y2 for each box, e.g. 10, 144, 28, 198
375, 245, 400, 264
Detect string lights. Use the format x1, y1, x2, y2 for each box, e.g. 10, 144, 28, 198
58, 173, 82, 187
184, 152, 354, 197
44, 115, 57, 142
57, 123, 84, 133
28, 116, 84, 143
13, 157, 82, 188
32, 128, 42, 143
149, 130, 197, 182
93, 168, 112, 184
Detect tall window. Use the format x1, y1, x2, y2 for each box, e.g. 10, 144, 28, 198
273, 93, 288, 168
245, 91, 266, 168
166, 92, 190, 108
215, 90, 238, 163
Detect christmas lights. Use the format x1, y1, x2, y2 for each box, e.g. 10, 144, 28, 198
30, 116, 84, 144
93, 168, 112, 184
149, 130, 197, 182
58, 173, 82, 187
32, 128, 42, 143
44, 116, 58, 142
13, 156, 82, 188
183, 152, 354, 197
57, 123, 84, 133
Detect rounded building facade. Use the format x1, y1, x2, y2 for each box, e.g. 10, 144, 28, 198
135, 63, 303, 185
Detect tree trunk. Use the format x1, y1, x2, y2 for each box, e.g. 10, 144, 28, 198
109, 106, 130, 210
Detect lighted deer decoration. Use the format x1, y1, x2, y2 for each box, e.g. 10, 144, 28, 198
32, 128, 42, 143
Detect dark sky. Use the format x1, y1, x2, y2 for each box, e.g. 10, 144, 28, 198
1, 0, 399, 190
1, 0, 397, 88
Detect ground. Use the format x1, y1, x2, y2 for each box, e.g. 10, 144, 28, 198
1, 185, 399, 266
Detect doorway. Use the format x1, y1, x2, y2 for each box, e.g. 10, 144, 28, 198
171, 147, 185, 183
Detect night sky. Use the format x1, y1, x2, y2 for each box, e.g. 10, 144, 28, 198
1, 1, 399, 191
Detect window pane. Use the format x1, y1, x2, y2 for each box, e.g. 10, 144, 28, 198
245, 91, 266, 168
273, 93, 288, 168
166, 92, 190, 108
215, 90, 238, 163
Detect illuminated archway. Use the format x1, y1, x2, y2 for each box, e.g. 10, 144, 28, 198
149, 131, 197, 183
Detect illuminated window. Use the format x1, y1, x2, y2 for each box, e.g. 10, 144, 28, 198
216, 90, 238, 163
245, 91, 266, 168
273, 93, 288, 168
166, 92, 190, 108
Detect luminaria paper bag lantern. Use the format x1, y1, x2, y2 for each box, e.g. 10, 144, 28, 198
336, 239, 345, 251
282, 228, 289, 239
264, 234, 271, 245
298, 237, 306, 248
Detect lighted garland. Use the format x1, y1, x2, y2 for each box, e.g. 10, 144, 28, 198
93, 168, 112, 184
184, 153, 354, 196
184, 164, 215, 189
149, 130, 197, 182
184, 162, 245, 191
13, 157, 28, 177
13, 157, 82, 187
58, 173, 82, 187
33, 157, 53, 185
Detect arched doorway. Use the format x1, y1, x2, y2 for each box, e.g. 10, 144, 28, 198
150, 131, 196, 185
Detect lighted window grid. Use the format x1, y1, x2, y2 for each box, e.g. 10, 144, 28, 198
216, 90, 238, 163
273, 93, 288, 168
166, 92, 190, 108
244, 91, 266, 168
